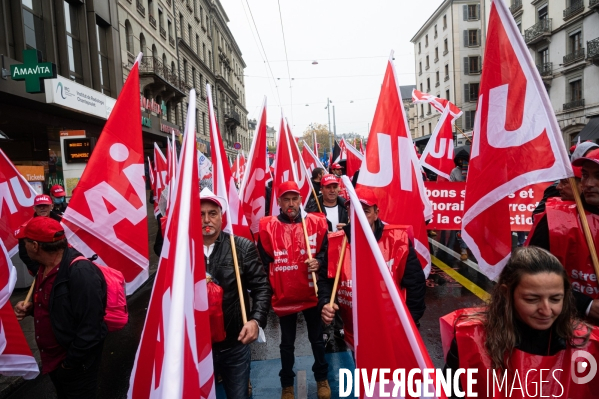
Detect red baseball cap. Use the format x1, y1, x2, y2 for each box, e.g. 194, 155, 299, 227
321, 174, 339, 187
278, 181, 301, 197
572, 148, 599, 167
330, 163, 343, 170
355, 187, 378, 207
33, 194, 52, 206
14, 220, 30, 240
50, 184, 66, 197
23, 217, 65, 243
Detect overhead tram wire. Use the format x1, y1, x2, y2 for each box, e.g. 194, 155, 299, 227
242, 0, 282, 107
277, 0, 294, 124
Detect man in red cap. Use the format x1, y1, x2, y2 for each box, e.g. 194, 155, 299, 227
18, 194, 63, 275
319, 187, 426, 348
13, 217, 107, 397
305, 174, 349, 232
329, 162, 343, 178
50, 184, 67, 215
200, 188, 271, 399
257, 181, 331, 399
528, 147, 599, 324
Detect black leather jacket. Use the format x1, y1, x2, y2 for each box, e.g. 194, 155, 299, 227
205, 232, 272, 352
305, 194, 349, 231
48, 247, 107, 370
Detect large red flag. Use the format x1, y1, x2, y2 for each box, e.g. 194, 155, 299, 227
462, 0, 572, 279
0, 240, 38, 379
270, 116, 314, 216
0, 150, 37, 257
345, 177, 445, 398
239, 98, 268, 233
357, 55, 433, 276
128, 91, 214, 399
153, 143, 169, 216
420, 106, 455, 181
412, 89, 463, 121
62, 54, 148, 294
340, 139, 364, 178
206, 84, 252, 240
231, 152, 246, 186
301, 140, 325, 175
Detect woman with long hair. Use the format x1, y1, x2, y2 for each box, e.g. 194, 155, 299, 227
443, 246, 599, 397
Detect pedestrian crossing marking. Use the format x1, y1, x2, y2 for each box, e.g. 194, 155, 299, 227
431, 256, 491, 301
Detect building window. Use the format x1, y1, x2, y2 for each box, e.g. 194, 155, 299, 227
200, 6, 204, 26
436, 71, 440, 85
426, 78, 430, 92
199, 73, 203, 96
419, 62, 422, 74
125, 20, 134, 54
203, 112, 206, 135
168, 19, 172, 38
64, 1, 83, 83
203, 43, 206, 61
418, 42, 421, 54
516, 19, 522, 33
420, 83, 423, 92
421, 125, 425, 136
443, 15, 447, 29
139, 33, 146, 55
464, 56, 481, 74
158, 9, 163, 31
425, 34, 429, 47
192, 66, 196, 89
464, 4, 480, 20
426, 56, 429, 69
569, 79, 582, 102
183, 59, 188, 82
444, 38, 448, 54
464, 29, 481, 47
196, 34, 199, 54
569, 30, 582, 53
188, 24, 192, 45
179, 14, 184, 37
193, 0, 197, 15
464, 110, 476, 130
421, 104, 424, 116
435, 47, 439, 61
96, 23, 111, 96
148, 0, 153, 17
428, 104, 432, 114
446, 89, 450, 100
464, 82, 480, 102
428, 122, 432, 134
434, 24, 438, 38
537, 4, 548, 22
445, 64, 449, 78
22, 0, 46, 59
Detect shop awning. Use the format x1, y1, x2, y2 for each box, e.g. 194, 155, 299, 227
577, 116, 599, 141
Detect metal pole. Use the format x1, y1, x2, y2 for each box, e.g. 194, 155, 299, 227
333, 105, 337, 142
327, 98, 333, 158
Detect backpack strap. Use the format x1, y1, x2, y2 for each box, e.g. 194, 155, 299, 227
70, 256, 89, 266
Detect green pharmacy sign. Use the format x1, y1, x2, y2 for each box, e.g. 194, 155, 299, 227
10, 49, 57, 93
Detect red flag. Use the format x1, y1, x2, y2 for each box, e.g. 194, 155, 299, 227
231, 152, 246, 186
153, 143, 169, 216
206, 84, 252, 240
129, 91, 214, 399
0, 150, 37, 256
412, 89, 463, 121
345, 177, 445, 398
462, 0, 572, 279
0, 240, 39, 379
420, 106, 455, 180
340, 139, 364, 178
239, 98, 268, 233
62, 54, 148, 294
357, 55, 433, 277
270, 116, 314, 216
301, 141, 325, 175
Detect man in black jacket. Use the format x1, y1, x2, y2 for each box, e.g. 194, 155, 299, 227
305, 174, 349, 232
319, 188, 426, 327
201, 189, 272, 399
14, 217, 107, 398
311, 167, 324, 195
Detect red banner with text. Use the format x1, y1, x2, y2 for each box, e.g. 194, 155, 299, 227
425, 181, 552, 231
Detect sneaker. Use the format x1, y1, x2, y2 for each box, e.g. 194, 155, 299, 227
460, 249, 468, 261
281, 386, 294, 399
317, 380, 331, 399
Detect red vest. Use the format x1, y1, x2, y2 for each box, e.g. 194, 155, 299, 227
545, 198, 599, 299
327, 225, 410, 349
447, 308, 599, 398
259, 213, 328, 317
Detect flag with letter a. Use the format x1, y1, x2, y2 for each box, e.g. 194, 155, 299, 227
345, 176, 445, 399
128, 91, 214, 399
61, 54, 148, 294
461, 0, 572, 279
357, 54, 433, 276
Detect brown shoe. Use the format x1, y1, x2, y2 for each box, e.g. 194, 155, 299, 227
317, 380, 331, 399
281, 386, 294, 399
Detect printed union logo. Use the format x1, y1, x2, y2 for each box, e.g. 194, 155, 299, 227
571, 350, 598, 385
56, 82, 74, 99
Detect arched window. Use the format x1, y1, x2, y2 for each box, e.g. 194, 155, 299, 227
162, 53, 167, 69
139, 33, 146, 57
152, 44, 158, 60
125, 20, 133, 54
171, 61, 176, 74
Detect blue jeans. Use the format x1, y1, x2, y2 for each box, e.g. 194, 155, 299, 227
213, 343, 251, 399
279, 306, 329, 388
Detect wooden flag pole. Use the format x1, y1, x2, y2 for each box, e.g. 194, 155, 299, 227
300, 216, 319, 296
24, 277, 36, 304
329, 234, 348, 306
454, 125, 473, 144
569, 177, 599, 277
230, 234, 248, 324
311, 187, 323, 213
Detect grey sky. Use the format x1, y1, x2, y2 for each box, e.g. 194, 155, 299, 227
221, 0, 445, 138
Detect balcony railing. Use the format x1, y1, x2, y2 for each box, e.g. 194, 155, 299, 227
537, 62, 553, 76
589, 37, 599, 59
564, 0, 584, 19
510, 0, 522, 14
160, 27, 166, 39
127, 51, 135, 66
169, 36, 175, 48
564, 99, 585, 110
136, 0, 145, 16
139, 56, 184, 91
149, 15, 156, 29
524, 19, 552, 44
591, 0, 599, 10
563, 48, 585, 65
225, 110, 241, 127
